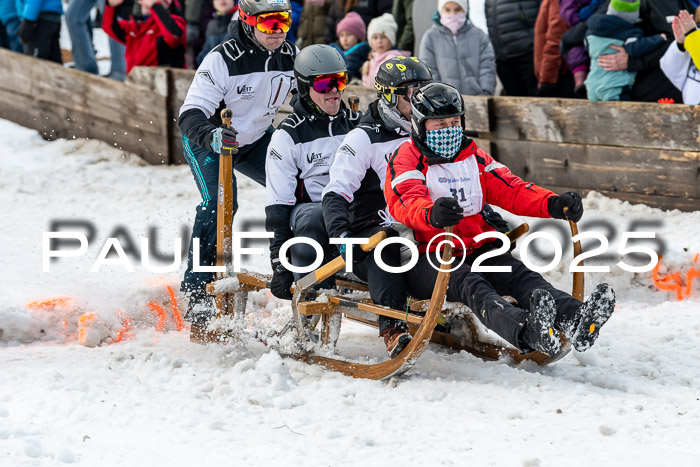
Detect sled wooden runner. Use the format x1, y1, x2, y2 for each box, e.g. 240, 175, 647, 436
290, 227, 455, 379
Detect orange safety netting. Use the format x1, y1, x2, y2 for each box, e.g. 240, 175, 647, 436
77, 312, 97, 346
25, 282, 187, 346
112, 310, 133, 343
167, 285, 185, 331
26, 296, 74, 310
147, 285, 186, 332
652, 254, 699, 300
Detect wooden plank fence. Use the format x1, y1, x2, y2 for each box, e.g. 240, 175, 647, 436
1, 51, 698, 211
0, 48, 171, 165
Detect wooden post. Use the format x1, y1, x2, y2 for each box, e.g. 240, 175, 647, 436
563, 207, 584, 302
215, 109, 235, 317
348, 96, 360, 113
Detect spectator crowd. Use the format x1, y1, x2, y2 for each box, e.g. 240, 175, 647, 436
0, 0, 699, 104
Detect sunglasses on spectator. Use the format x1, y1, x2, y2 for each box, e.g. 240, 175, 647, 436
240, 11, 292, 34
312, 72, 348, 93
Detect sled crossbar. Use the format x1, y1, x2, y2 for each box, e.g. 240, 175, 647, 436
209, 274, 434, 325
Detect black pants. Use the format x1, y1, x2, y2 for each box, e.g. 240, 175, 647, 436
405, 249, 582, 350
352, 227, 408, 333
288, 202, 335, 289
22, 19, 62, 64
180, 128, 272, 302
631, 67, 683, 103
496, 53, 538, 97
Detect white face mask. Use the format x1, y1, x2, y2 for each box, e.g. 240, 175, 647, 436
440, 12, 467, 34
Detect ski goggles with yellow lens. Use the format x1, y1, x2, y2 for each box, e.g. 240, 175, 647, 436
312, 72, 348, 93
240, 10, 292, 34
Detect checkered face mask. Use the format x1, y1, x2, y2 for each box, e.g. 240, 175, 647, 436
425, 125, 463, 158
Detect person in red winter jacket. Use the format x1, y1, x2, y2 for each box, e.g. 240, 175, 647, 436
104, 0, 186, 74
385, 82, 616, 357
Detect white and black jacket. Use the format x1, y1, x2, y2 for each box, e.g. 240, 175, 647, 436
322, 100, 409, 239
265, 95, 357, 258
178, 20, 297, 149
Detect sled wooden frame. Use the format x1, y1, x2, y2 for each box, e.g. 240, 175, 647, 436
209, 228, 455, 379
207, 217, 583, 378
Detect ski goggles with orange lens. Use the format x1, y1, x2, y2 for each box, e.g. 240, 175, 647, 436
240, 10, 292, 34
312, 72, 348, 93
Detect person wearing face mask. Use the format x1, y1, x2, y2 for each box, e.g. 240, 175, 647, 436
178, 0, 298, 339
265, 45, 361, 301
385, 82, 617, 357
419, 0, 496, 96
322, 56, 433, 358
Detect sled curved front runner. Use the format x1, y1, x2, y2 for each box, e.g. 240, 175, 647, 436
291, 230, 454, 379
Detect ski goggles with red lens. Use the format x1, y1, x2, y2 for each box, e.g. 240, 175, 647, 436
240, 10, 292, 34
312, 72, 348, 93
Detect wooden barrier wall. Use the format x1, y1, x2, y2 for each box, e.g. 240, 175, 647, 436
0, 49, 171, 165
1, 53, 698, 212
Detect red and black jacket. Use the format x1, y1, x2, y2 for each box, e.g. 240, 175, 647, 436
385, 137, 556, 256
103, 2, 186, 74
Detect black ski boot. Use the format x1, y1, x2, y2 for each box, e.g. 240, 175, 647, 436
521, 289, 561, 357
571, 283, 616, 352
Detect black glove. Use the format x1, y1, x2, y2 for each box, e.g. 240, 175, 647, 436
208, 127, 238, 154
270, 258, 294, 300
548, 192, 584, 222
536, 82, 559, 98
186, 23, 200, 48
18, 19, 38, 43
429, 197, 464, 229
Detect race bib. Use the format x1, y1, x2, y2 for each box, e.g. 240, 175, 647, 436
426, 158, 483, 216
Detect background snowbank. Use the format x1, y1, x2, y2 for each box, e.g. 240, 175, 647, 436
1, 120, 699, 466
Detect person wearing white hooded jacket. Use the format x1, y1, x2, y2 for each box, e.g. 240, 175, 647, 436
419, 0, 497, 96
660, 9, 700, 105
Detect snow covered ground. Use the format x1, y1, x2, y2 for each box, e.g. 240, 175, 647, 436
2, 118, 700, 466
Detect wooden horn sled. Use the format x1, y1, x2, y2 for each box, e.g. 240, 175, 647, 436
203, 222, 585, 379
205, 116, 585, 378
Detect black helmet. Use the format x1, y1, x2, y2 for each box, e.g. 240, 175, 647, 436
294, 44, 347, 114
410, 82, 466, 158
239, 0, 291, 15
239, 0, 291, 50
375, 56, 433, 106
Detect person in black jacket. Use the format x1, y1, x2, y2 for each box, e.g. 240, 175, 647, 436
265, 45, 360, 301
597, 0, 698, 102
322, 56, 433, 358
485, 0, 541, 96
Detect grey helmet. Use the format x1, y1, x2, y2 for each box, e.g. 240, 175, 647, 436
239, 0, 291, 15
239, 0, 291, 51
294, 44, 347, 115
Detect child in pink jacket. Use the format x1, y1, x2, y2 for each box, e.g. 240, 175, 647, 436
361, 13, 409, 88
